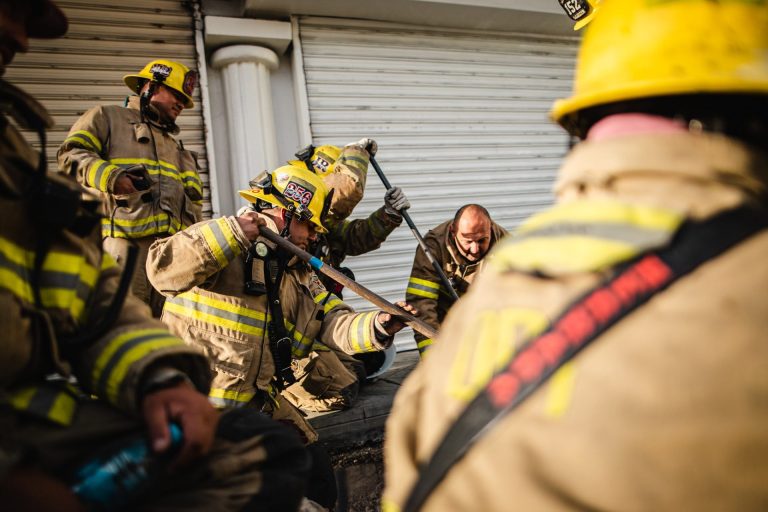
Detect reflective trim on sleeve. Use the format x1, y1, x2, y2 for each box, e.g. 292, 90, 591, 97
101, 213, 182, 239
338, 155, 368, 170
92, 328, 185, 404
200, 218, 241, 268
164, 292, 267, 337
64, 130, 102, 152
349, 311, 377, 353
406, 277, 440, 300
0, 236, 100, 321
208, 388, 255, 409
86, 159, 119, 191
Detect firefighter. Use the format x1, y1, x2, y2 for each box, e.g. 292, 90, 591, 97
383, 1, 768, 510
405, 204, 506, 356
146, 162, 414, 509
284, 139, 409, 413
57, 58, 204, 317
0, 2, 310, 511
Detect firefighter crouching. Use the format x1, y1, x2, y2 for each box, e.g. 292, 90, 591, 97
383, 1, 768, 511
405, 204, 506, 356
58, 58, 204, 317
146, 162, 414, 509
0, 2, 310, 511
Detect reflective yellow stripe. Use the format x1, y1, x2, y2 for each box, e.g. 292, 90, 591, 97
406, 277, 441, 300
496, 200, 684, 274
519, 199, 682, 234
381, 498, 401, 512
65, 130, 102, 152
314, 291, 344, 314
200, 218, 241, 268
545, 362, 577, 418
409, 277, 440, 290
110, 157, 201, 191
417, 338, 433, 353
349, 311, 376, 353
92, 328, 184, 404
48, 391, 78, 425
209, 388, 255, 408
7, 385, 77, 426
102, 213, 181, 239
0, 236, 99, 320
165, 292, 266, 337
86, 159, 119, 191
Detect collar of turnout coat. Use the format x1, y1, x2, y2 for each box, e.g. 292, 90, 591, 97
126, 95, 180, 135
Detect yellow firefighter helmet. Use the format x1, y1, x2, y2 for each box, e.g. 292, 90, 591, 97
239, 163, 331, 234
551, 0, 768, 137
123, 59, 197, 109
290, 145, 342, 177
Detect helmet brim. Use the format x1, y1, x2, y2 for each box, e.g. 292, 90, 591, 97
123, 74, 195, 109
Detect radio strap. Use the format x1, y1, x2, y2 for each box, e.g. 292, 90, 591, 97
263, 250, 297, 390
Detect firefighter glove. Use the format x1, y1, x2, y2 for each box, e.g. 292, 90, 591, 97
384, 186, 409, 216
355, 137, 377, 157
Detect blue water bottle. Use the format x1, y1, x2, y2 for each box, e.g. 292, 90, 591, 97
71, 423, 184, 510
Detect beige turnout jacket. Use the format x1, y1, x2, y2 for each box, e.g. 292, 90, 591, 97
0, 86, 211, 472
57, 96, 203, 241
147, 213, 390, 409
384, 131, 768, 512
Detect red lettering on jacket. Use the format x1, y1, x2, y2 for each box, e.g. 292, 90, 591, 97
535, 331, 569, 366
633, 254, 672, 288
583, 288, 620, 324
487, 372, 520, 408
558, 306, 596, 344
510, 349, 546, 382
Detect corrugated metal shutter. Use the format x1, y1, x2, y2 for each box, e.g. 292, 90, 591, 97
7, 0, 212, 217
297, 16, 577, 350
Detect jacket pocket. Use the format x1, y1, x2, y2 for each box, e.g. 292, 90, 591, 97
186, 325, 253, 383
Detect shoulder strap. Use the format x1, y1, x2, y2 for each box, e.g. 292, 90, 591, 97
262, 250, 297, 390
403, 206, 768, 512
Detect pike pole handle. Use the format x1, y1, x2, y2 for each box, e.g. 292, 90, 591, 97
369, 156, 460, 302
259, 227, 438, 340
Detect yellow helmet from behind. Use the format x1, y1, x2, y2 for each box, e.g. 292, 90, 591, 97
551, 0, 768, 137
239, 164, 332, 234
124, 59, 197, 109
289, 145, 342, 177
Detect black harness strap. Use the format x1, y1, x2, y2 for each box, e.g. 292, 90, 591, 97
263, 250, 297, 391
403, 206, 768, 512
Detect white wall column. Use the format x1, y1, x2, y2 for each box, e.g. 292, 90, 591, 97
211, 45, 280, 213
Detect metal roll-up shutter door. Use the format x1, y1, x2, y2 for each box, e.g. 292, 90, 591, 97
297, 16, 577, 350
8, 0, 212, 217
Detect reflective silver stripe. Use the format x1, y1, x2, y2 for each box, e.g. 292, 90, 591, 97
165, 294, 266, 335
511, 221, 674, 249
209, 220, 237, 262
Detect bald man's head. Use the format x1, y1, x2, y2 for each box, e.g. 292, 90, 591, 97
450, 204, 492, 262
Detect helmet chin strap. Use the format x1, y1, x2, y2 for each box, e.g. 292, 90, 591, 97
280, 209, 293, 239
